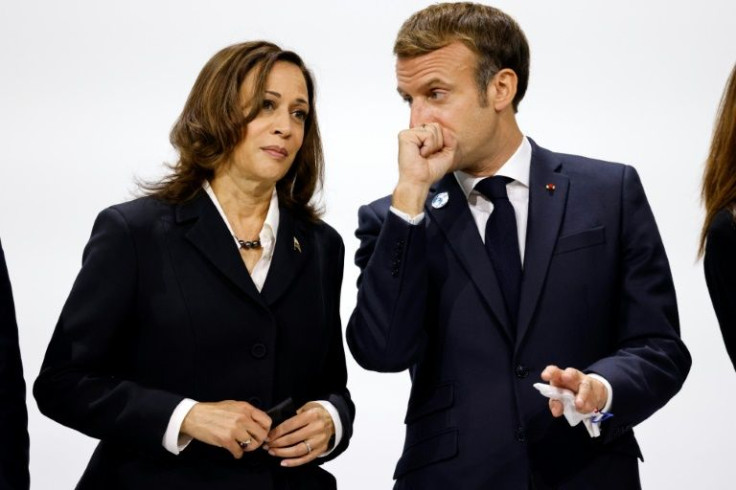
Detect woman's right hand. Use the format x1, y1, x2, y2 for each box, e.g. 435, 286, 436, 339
181, 401, 272, 459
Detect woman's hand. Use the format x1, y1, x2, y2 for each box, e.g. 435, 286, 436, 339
265, 402, 335, 467
181, 400, 272, 459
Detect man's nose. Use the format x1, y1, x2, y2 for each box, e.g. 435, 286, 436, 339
409, 101, 432, 128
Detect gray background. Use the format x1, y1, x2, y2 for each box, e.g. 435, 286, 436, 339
1, 0, 734, 488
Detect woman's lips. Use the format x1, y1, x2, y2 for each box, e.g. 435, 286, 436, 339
261, 146, 288, 159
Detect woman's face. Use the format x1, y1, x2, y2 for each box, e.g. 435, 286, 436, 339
226, 61, 310, 186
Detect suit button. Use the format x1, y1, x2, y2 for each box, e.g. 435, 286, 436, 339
248, 396, 262, 407
515, 426, 526, 442
515, 365, 529, 378
251, 343, 267, 359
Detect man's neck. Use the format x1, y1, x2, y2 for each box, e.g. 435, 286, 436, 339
465, 120, 524, 178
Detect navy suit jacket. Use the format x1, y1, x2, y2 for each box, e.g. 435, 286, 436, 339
0, 241, 30, 490
347, 140, 690, 489
34, 192, 354, 490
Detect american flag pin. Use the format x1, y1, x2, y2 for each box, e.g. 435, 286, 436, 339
293, 237, 301, 253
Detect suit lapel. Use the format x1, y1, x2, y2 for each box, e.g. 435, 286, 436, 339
260, 206, 310, 306
427, 174, 514, 342
516, 140, 569, 349
176, 191, 265, 308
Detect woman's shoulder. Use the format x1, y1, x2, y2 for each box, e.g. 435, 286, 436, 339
308, 218, 343, 245
706, 208, 736, 259
708, 208, 736, 238
100, 195, 177, 229
292, 216, 344, 256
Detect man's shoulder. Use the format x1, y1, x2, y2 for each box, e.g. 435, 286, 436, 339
535, 141, 629, 178
532, 142, 635, 189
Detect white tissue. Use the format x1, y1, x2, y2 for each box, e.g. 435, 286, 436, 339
533, 382, 601, 438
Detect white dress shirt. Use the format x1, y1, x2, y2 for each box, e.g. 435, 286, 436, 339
390, 136, 612, 427
162, 182, 343, 455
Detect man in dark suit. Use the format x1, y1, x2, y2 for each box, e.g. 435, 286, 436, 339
0, 240, 30, 489
347, 3, 691, 489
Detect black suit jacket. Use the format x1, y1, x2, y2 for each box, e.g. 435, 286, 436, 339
0, 240, 30, 490
34, 192, 354, 489
347, 140, 691, 489
704, 207, 736, 370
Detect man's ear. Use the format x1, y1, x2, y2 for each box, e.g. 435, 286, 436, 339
487, 68, 518, 112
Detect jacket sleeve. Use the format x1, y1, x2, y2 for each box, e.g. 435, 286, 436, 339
313, 235, 355, 462
0, 242, 30, 490
33, 207, 184, 456
585, 166, 691, 440
346, 201, 430, 372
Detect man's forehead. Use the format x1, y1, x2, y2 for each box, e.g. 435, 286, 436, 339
395, 43, 475, 90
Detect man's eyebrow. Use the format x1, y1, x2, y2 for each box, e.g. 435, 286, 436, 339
396, 78, 448, 96
424, 78, 448, 87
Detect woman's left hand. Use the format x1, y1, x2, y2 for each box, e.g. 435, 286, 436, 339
264, 401, 335, 467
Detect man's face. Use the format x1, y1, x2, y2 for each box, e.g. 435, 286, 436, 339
396, 42, 500, 174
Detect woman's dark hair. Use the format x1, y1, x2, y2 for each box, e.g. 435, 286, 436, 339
701, 63, 736, 255
145, 41, 323, 221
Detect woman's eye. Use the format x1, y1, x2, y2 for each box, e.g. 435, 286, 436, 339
262, 99, 276, 110
292, 110, 308, 121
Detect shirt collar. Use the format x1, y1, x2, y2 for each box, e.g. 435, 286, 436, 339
454, 135, 531, 199
202, 181, 280, 247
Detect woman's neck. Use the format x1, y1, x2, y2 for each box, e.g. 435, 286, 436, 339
210, 172, 274, 238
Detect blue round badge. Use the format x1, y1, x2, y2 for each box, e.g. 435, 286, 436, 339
431, 192, 449, 209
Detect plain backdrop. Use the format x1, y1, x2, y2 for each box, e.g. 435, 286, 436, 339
1, 0, 735, 488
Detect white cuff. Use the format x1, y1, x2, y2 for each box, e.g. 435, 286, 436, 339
389, 206, 425, 225
162, 398, 198, 455
588, 373, 613, 413
314, 400, 342, 458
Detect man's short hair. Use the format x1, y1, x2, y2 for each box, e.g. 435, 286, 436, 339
394, 2, 530, 111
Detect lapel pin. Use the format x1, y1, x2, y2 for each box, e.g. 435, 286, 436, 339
431, 192, 449, 209
545, 183, 556, 195
293, 236, 301, 253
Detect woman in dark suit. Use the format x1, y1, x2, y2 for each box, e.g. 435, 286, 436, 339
701, 63, 736, 371
34, 41, 354, 489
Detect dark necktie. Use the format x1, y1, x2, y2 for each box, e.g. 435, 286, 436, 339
475, 176, 522, 328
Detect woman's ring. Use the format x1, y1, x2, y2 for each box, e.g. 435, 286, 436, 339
303, 440, 312, 454
238, 439, 252, 449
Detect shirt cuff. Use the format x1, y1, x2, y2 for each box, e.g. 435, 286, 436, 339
588, 373, 613, 413
162, 398, 198, 455
314, 400, 342, 458
389, 206, 425, 225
